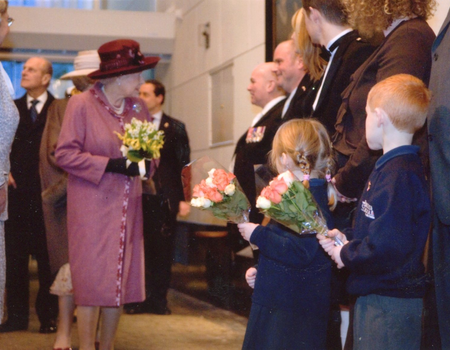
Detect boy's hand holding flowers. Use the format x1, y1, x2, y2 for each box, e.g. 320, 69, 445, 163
317, 229, 347, 268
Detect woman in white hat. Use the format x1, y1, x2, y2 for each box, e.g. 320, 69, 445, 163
40, 50, 100, 350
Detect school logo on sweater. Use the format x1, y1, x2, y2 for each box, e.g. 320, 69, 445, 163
361, 200, 375, 219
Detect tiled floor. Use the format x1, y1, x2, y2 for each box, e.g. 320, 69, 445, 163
0, 234, 254, 350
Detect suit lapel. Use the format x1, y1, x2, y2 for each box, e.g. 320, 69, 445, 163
285, 75, 310, 118
35, 93, 54, 127
254, 101, 281, 127
316, 31, 356, 109
434, 9, 450, 51
159, 113, 169, 131
235, 99, 284, 155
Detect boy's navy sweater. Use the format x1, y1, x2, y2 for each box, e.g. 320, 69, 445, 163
341, 145, 431, 298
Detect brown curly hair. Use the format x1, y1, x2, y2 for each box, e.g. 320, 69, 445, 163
342, 0, 436, 38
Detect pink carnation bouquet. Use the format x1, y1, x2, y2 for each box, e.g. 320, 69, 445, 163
182, 157, 251, 224
256, 170, 342, 245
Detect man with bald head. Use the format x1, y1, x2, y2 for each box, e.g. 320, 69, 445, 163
1, 57, 58, 333
233, 62, 286, 224
272, 39, 316, 121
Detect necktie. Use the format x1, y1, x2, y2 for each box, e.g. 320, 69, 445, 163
30, 99, 39, 123
320, 46, 331, 62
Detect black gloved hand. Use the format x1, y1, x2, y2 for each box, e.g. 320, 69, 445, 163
126, 162, 140, 177
105, 158, 140, 177
143, 159, 151, 180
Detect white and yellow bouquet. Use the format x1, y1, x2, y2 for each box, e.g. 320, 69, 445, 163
115, 117, 164, 162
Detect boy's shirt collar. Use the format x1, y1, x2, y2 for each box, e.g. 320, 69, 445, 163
375, 145, 419, 170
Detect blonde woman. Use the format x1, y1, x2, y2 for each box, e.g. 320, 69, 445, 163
291, 7, 326, 82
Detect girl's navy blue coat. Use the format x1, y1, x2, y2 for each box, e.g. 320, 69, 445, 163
242, 179, 333, 350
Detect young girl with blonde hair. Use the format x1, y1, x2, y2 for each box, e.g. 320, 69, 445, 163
238, 119, 335, 350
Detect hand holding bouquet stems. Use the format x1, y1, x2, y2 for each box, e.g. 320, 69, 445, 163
237, 222, 259, 242
115, 117, 164, 179
256, 170, 343, 246
115, 117, 164, 162
317, 229, 347, 268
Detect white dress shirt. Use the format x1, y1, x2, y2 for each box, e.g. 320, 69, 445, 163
312, 29, 353, 111
151, 110, 163, 130
281, 86, 298, 118
26, 91, 48, 114
251, 95, 286, 126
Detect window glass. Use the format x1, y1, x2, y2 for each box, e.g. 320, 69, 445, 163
3, 60, 156, 99
8, 0, 156, 11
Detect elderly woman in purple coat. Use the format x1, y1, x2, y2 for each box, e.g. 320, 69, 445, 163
55, 39, 159, 350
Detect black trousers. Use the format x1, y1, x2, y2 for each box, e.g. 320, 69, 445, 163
4, 190, 58, 325
142, 194, 176, 307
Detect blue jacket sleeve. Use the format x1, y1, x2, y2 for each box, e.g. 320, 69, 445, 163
250, 223, 322, 269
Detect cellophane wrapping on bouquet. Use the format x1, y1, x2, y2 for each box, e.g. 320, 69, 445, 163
255, 168, 329, 236
181, 156, 251, 224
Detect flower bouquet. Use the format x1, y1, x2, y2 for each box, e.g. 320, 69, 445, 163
256, 169, 343, 245
182, 157, 251, 224
115, 117, 164, 163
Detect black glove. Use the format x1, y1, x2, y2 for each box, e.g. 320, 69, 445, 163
143, 159, 151, 179
105, 158, 140, 177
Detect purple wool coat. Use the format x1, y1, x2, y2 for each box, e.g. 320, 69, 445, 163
55, 82, 148, 307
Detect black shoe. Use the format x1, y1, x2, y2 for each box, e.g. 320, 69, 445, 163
0, 319, 28, 333
147, 303, 171, 315
39, 319, 57, 334
124, 302, 146, 315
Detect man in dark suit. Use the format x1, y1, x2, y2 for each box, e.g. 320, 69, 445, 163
125, 80, 190, 315
233, 62, 286, 224
426, 8, 450, 349
302, 3, 378, 348
303, 0, 376, 137
228, 62, 285, 291
1, 57, 58, 333
272, 40, 315, 121
303, 0, 377, 227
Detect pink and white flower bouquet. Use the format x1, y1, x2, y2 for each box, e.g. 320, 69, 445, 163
182, 157, 251, 224
256, 170, 336, 239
